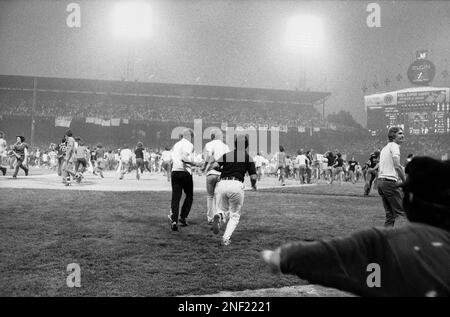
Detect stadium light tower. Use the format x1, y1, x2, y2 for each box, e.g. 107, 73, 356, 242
285, 15, 324, 90
111, 2, 153, 80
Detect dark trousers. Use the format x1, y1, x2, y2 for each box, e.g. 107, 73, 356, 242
171, 171, 193, 223
143, 161, 152, 173
377, 178, 404, 227
364, 170, 377, 195
57, 157, 64, 176
13, 157, 28, 177
136, 158, 145, 173
75, 159, 87, 173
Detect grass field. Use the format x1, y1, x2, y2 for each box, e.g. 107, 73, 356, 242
0, 175, 395, 297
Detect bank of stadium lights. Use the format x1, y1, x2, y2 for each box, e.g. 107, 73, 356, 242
111, 2, 153, 39
285, 15, 324, 53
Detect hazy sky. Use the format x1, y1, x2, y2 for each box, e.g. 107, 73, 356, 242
1, 0, 450, 125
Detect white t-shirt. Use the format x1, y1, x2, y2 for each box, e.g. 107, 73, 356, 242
296, 154, 308, 166
204, 139, 229, 175
120, 148, 133, 162
0, 138, 7, 156
49, 151, 57, 163
171, 138, 194, 174
253, 155, 264, 168
321, 157, 329, 170
195, 152, 203, 163
378, 142, 401, 181
161, 150, 172, 162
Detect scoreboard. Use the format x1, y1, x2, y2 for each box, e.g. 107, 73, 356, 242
367, 102, 450, 135
365, 88, 450, 135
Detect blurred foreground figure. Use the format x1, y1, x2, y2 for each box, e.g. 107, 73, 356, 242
261, 156, 450, 297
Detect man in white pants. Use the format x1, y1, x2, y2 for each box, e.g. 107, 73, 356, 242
203, 131, 229, 224
211, 135, 257, 246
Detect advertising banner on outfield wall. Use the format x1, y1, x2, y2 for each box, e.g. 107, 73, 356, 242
397, 88, 449, 105
364, 91, 397, 108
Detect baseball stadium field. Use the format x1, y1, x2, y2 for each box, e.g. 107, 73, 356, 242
0, 168, 401, 297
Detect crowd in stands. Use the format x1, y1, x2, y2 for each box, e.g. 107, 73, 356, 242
0, 90, 322, 127
1, 89, 449, 163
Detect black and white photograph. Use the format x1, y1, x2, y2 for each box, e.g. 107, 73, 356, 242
0, 0, 449, 302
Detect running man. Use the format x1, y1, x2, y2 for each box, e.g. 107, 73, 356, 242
62, 130, 76, 185
275, 146, 287, 186
94, 143, 105, 178
160, 146, 172, 182
135, 142, 145, 180
119, 147, 133, 180
364, 150, 380, 195
203, 132, 229, 224
11, 135, 29, 178
210, 135, 257, 246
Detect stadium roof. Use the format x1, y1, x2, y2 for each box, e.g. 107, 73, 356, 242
0, 75, 331, 105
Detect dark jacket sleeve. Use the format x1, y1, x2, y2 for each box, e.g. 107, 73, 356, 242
279, 228, 407, 296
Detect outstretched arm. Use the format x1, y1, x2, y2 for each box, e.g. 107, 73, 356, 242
261, 228, 405, 297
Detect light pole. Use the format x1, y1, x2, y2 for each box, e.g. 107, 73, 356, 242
111, 2, 153, 81
285, 15, 324, 91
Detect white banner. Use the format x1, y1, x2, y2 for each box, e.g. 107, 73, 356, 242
102, 120, 111, 127
86, 117, 95, 123
94, 118, 102, 125
364, 91, 397, 107
55, 116, 71, 128
123, 118, 129, 124
297, 126, 306, 133
111, 118, 121, 126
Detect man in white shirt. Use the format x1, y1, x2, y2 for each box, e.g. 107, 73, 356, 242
295, 149, 309, 184
150, 149, 157, 172
204, 132, 229, 223
253, 152, 264, 181
168, 129, 201, 231
378, 126, 406, 227
160, 147, 172, 182
119, 147, 133, 180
